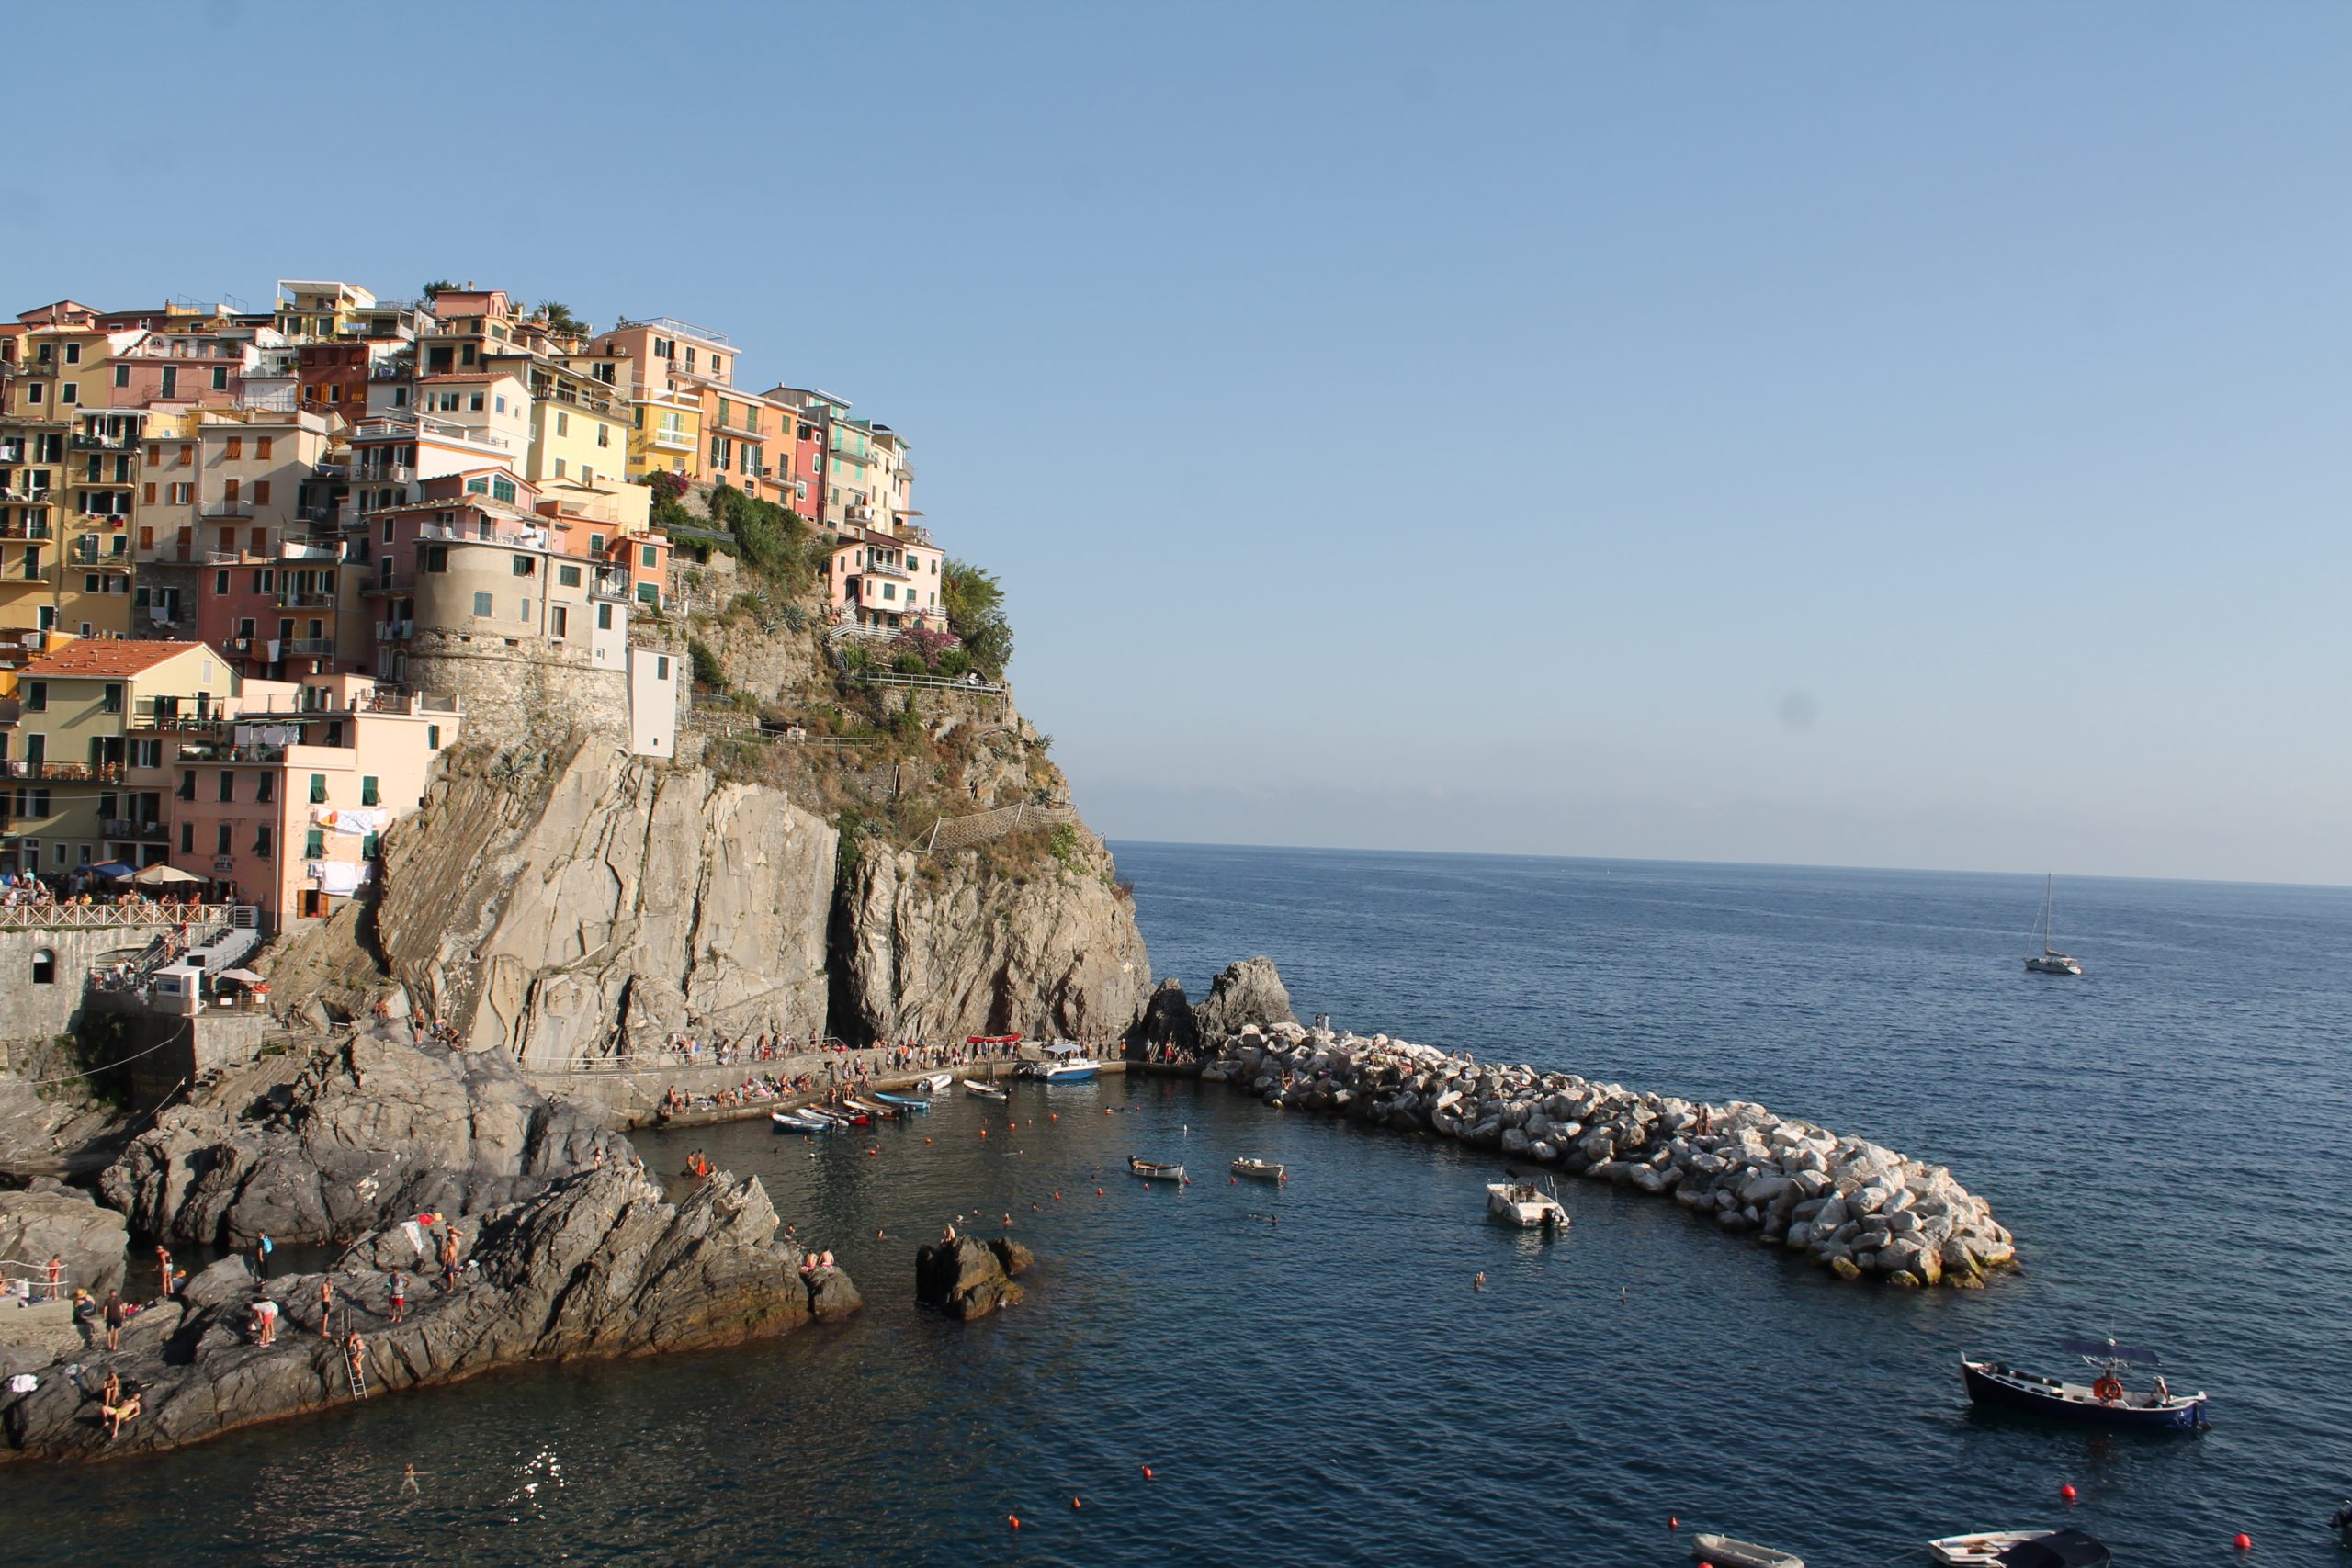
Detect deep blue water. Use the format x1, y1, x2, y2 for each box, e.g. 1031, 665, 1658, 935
4, 847, 2348, 1565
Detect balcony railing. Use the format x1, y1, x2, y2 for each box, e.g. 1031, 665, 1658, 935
69, 433, 130, 451
860, 559, 912, 581
1, 761, 124, 782
199, 498, 254, 519
279, 637, 336, 656
374, 618, 415, 639
590, 570, 632, 600
417, 519, 551, 548
353, 463, 415, 484
281, 589, 335, 607
650, 430, 695, 451
101, 818, 170, 840
0, 519, 51, 540
173, 743, 285, 763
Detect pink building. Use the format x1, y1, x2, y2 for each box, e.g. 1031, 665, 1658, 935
825, 526, 945, 629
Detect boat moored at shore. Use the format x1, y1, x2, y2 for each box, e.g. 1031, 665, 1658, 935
1020, 1043, 1102, 1082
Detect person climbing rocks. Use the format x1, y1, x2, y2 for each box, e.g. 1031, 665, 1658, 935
318, 1276, 336, 1337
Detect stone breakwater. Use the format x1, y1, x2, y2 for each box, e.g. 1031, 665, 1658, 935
1198, 1024, 2016, 1288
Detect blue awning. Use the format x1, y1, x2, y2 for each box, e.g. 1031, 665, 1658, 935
92, 861, 137, 879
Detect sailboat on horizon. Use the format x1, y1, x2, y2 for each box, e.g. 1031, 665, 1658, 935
2024, 873, 2085, 976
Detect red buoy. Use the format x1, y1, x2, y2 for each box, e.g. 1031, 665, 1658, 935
2061, 1484, 2077, 1503
1142, 1466, 1154, 1480
1072, 1497, 1083, 1510
1668, 1517, 1679, 1531
1050, 1113, 1058, 1122
1008, 1515, 1020, 1529
2233, 1534, 2252, 1551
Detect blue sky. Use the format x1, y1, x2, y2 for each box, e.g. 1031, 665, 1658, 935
14, 2, 2346, 883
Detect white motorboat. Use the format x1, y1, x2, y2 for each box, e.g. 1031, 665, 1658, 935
1692, 1535, 1804, 1568
1487, 1179, 1569, 1231
1231, 1157, 1286, 1181
918, 1073, 952, 1093
1019, 1043, 1102, 1082
1129, 1157, 1185, 1182
962, 1079, 1007, 1101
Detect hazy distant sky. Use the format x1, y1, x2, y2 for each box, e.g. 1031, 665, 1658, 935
16, 2, 2346, 883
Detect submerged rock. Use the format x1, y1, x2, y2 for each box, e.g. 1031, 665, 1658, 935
0, 1165, 850, 1463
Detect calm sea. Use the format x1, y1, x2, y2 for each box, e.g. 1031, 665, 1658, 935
4, 846, 2347, 1565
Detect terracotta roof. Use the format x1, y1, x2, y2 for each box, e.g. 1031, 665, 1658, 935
19, 639, 205, 679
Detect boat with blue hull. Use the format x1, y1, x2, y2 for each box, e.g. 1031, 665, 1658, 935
1962, 1338, 2207, 1431
872, 1092, 932, 1111
1020, 1043, 1102, 1083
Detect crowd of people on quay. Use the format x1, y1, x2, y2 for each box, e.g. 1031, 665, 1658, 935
650, 1035, 1042, 1120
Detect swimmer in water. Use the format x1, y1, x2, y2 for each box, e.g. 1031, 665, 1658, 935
1474, 1271, 1487, 1292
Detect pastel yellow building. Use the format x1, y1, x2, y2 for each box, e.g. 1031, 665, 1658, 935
1, 638, 236, 876
525, 360, 629, 491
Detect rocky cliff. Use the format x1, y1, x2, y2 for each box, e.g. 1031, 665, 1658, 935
99, 1032, 628, 1247
833, 829, 1149, 1044
374, 741, 835, 1066
2, 1165, 856, 1463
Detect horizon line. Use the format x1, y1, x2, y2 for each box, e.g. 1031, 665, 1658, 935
1096, 837, 2352, 897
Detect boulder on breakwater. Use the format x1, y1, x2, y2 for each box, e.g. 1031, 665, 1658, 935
914, 1235, 1032, 1320
0, 1165, 854, 1463
1186, 970, 2015, 1289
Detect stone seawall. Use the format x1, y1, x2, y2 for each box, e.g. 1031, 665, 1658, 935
1198, 1024, 2016, 1289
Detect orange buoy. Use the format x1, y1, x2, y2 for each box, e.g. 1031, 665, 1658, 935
2233, 1535, 2251, 1551
924, 1137, 933, 1145
978, 1129, 988, 1137
1008, 1515, 1020, 1529
1050, 1112, 1058, 1122
2061, 1484, 2077, 1503
1668, 1517, 1679, 1531
1095, 1187, 1103, 1196
1071, 1497, 1082, 1510
1009, 1122, 1017, 1131
1053, 1192, 1061, 1201
1142, 1466, 1154, 1480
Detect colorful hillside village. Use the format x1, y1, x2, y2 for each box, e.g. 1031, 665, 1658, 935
0, 281, 947, 932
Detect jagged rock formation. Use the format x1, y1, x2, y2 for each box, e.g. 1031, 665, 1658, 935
377, 743, 834, 1065
913, 1235, 1032, 1319
0, 1183, 127, 1297
1, 1166, 855, 1462
99, 1032, 627, 1247
1193, 957, 1298, 1037
1130, 977, 1202, 1054
833, 831, 1149, 1044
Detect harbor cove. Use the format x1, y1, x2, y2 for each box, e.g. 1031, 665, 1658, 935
2, 7, 2348, 1562
0, 851, 2346, 1562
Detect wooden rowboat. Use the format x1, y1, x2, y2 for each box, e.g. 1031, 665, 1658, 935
1692, 1534, 1804, 1568
1129, 1157, 1185, 1182
962, 1079, 1007, 1100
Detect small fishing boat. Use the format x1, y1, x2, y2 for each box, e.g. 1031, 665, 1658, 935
846, 1096, 901, 1120
1692, 1534, 1804, 1568
962, 1079, 1008, 1101
1231, 1157, 1286, 1181
918, 1073, 953, 1093
1129, 1156, 1185, 1182
1930, 1528, 2107, 1567
770, 1110, 831, 1134
1962, 1338, 2208, 1431
1487, 1179, 1570, 1232
2023, 873, 2085, 976
872, 1092, 932, 1111
1019, 1043, 1102, 1082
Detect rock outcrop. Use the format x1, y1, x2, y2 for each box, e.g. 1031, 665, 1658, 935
833, 832, 1149, 1044
1193, 957, 1297, 1038
0, 1165, 854, 1463
99, 1032, 628, 1247
913, 1235, 1032, 1319
1129, 977, 1202, 1055
376, 744, 834, 1066
0, 1185, 127, 1298
1195, 967, 2016, 1290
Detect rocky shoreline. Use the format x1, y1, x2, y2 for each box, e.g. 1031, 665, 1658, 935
1172, 959, 2016, 1289
1, 1164, 856, 1463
